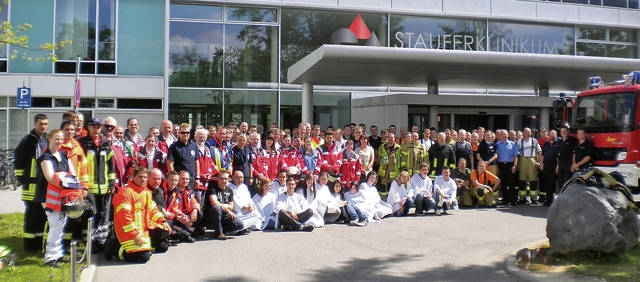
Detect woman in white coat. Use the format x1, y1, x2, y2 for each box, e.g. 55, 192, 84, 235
386, 171, 414, 216
343, 182, 369, 226
315, 172, 341, 223
252, 178, 277, 230
360, 171, 393, 221
295, 173, 325, 228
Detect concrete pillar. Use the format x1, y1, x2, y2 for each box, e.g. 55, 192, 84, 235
537, 86, 549, 97
429, 105, 438, 129
540, 107, 549, 130
450, 113, 455, 128
488, 115, 494, 131
509, 114, 518, 130
302, 82, 313, 124
428, 82, 438, 95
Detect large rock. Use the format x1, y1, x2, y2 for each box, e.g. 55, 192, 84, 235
546, 184, 639, 254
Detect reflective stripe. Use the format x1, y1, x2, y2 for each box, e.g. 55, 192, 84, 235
122, 224, 136, 233
63, 233, 73, 240
23, 233, 36, 238
29, 159, 37, 177
47, 190, 60, 197
152, 213, 162, 222
115, 203, 132, 214
21, 183, 37, 201
14, 169, 24, 176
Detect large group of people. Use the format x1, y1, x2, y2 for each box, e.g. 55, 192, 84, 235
14, 111, 593, 265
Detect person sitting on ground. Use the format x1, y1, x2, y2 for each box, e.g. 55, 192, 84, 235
203, 172, 244, 240
468, 161, 501, 207
343, 182, 370, 227
434, 167, 458, 215
158, 171, 195, 243
295, 174, 325, 228
274, 177, 315, 232
451, 158, 471, 206
314, 172, 342, 224
111, 166, 170, 263
171, 171, 203, 238
329, 181, 367, 225
360, 171, 393, 221
252, 178, 277, 230
410, 163, 436, 215
228, 171, 262, 231
270, 169, 288, 195
386, 171, 414, 216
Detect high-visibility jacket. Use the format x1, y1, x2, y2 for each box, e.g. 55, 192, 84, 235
79, 135, 116, 195
173, 187, 200, 215
259, 149, 280, 180
14, 129, 47, 202
428, 142, 457, 179
280, 146, 304, 173
318, 142, 342, 174
397, 141, 428, 176
60, 138, 89, 190
210, 145, 231, 181
113, 180, 166, 256
377, 143, 400, 185
311, 137, 324, 150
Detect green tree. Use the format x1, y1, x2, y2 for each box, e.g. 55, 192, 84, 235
0, 0, 70, 62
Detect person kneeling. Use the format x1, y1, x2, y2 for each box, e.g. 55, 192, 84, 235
203, 172, 244, 240
274, 177, 315, 231
111, 166, 171, 263
434, 167, 459, 215
468, 161, 500, 207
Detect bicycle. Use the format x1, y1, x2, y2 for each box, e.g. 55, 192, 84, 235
0, 149, 17, 191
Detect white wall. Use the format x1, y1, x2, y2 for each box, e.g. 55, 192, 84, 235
351, 104, 408, 131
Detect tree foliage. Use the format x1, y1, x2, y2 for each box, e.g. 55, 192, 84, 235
0, 0, 71, 62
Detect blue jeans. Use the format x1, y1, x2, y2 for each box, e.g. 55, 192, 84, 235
345, 204, 367, 222
393, 198, 414, 217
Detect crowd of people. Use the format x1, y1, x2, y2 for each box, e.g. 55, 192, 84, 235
14, 111, 594, 266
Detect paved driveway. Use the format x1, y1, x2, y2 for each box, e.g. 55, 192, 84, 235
95, 206, 549, 282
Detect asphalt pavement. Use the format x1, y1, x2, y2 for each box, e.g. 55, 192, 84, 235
0, 189, 22, 214
94, 206, 549, 282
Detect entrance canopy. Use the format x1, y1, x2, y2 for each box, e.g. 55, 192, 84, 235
288, 45, 640, 90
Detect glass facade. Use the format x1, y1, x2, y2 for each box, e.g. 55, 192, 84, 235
54, 0, 116, 74
117, 0, 165, 76
539, 0, 640, 9
577, 27, 638, 58
391, 15, 487, 50
0, 3, 7, 73
489, 22, 574, 55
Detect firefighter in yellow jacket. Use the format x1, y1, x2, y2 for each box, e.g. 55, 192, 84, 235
111, 166, 170, 263
377, 133, 400, 192
397, 132, 428, 176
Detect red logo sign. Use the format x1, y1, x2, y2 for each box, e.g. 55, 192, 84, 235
349, 15, 371, 40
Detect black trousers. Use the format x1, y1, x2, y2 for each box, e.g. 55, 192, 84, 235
557, 163, 572, 189
23, 201, 46, 252
541, 165, 557, 205
497, 162, 516, 204
277, 209, 313, 230
149, 228, 169, 253
204, 206, 243, 235
414, 194, 435, 214
122, 250, 152, 263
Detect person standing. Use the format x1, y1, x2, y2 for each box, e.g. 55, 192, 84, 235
428, 132, 456, 179
453, 129, 473, 170
368, 125, 383, 173
541, 130, 560, 206
124, 118, 143, 148
376, 133, 400, 192
397, 132, 428, 177
231, 135, 253, 187
476, 130, 498, 176
15, 114, 48, 252
557, 126, 576, 186
495, 129, 519, 206
517, 128, 542, 205
78, 118, 116, 250
167, 123, 200, 190
572, 128, 594, 173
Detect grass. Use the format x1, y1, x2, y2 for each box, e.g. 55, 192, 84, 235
0, 213, 83, 282
562, 242, 640, 282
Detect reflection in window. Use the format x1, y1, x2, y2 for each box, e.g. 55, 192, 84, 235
281, 9, 388, 82
54, 0, 116, 74
223, 90, 278, 127
170, 4, 222, 20
169, 89, 224, 127
573, 92, 636, 133
577, 42, 606, 57
280, 91, 351, 130
0, 3, 6, 72
610, 29, 636, 43
578, 27, 606, 41
227, 7, 277, 22
9, 110, 28, 148
489, 22, 574, 55
391, 15, 487, 51
603, 0, 627, 7
577, 27, 637, 58
224, 24, 278, 88
169, 22, 224, 87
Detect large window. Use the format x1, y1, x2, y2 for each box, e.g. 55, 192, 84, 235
577, 27, 637, 58
572, 92, 636, 133
489, 22, 575, 55
539, 0, 639, 9
391, 15, 487, 51
54, 0, 117, 74
281, 9, 388, 83
0, 2, 7, 72
169, 4, 278, 88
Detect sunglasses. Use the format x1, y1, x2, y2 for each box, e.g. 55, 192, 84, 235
180, 131, 191, 135
103, 125, 114, 129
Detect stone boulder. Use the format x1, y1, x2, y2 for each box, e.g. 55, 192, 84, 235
546, 184, 639, 254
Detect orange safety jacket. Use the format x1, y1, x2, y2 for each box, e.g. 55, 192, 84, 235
60, 138, 89, 190
113, 180, 166, 256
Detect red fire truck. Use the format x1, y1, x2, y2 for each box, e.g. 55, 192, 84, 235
569, 72, 640, 190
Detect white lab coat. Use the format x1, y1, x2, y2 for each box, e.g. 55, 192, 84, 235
386, 180, 414, 212
434, 176, 459, 210
270, 180, 287, 196
229, 182, 263, 230
296, 186, 325, 228
315, 183, 341, 214
275, 191, 310, 229
360, 182, 392, 221
410, 173, 435, 200
252, 192, 277, 230
344, 189, 371, 219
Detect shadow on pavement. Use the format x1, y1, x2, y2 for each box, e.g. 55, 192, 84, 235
305, 253, 508, 282
204, 277, 257, 282
495, 206, 549, 219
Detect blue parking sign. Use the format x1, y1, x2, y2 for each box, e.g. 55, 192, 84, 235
17, 87, 31, 108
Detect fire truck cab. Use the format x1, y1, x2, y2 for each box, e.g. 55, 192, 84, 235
571, 72, 640, 190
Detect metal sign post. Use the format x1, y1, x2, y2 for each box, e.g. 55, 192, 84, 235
74, 56, 81, 111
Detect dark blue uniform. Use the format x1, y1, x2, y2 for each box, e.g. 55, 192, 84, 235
556, 136, 576, 186
541, 139, 560, 205
168, 140, 200, 189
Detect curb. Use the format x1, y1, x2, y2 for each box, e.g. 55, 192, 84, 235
503, 239, 604, 282
79, 253, 98, 282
